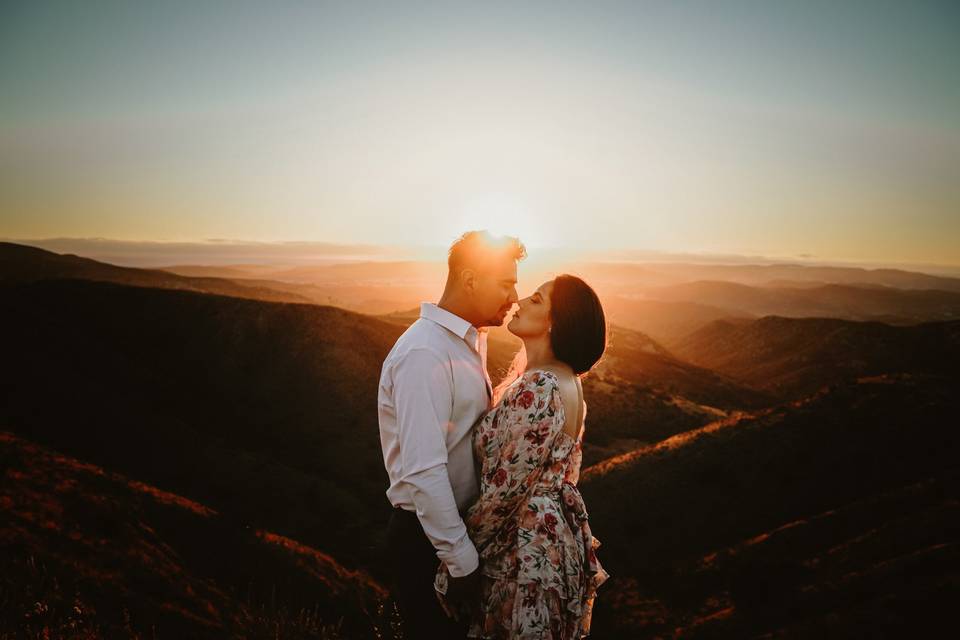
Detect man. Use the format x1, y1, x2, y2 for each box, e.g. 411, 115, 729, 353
378, 230, 526, 638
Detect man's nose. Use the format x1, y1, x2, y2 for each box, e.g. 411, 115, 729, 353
509, 287, 519, 304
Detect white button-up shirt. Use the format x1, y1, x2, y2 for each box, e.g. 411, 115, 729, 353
378, 302, 493, 577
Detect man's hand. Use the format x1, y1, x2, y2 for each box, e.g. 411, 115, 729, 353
445, 566, 481, 607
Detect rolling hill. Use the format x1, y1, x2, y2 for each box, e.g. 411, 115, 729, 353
594, 296, 757, 346
645, 280, 960, 326
669, 315, 960, 399
0, 277, 406, 574
579, 373, 960, 638
0, 430, 392, 639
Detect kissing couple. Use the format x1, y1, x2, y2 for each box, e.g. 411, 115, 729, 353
378, 230, 609, 639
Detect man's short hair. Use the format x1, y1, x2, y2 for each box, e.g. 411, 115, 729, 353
447, 230, 527, 277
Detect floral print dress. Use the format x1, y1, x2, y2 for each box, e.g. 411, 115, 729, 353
435, 369, 609, 639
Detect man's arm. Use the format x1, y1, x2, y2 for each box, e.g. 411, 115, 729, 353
392, 347, 479, 577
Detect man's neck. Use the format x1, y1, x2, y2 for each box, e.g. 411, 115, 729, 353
437, 294, 478, 328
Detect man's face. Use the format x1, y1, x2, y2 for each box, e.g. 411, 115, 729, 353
473, 257, 519, 327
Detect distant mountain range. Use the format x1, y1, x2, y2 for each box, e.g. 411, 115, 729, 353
0, 241, 426, 313
645, 279, 960, 325
574, 260, 960, 291
7, 240, 960, 342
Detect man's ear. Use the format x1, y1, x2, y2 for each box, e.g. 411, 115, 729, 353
459, 268, 477, 293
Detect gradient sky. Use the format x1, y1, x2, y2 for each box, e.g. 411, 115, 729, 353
2, 0, 959, 265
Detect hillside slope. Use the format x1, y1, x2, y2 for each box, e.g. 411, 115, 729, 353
669, 315, 960, 398
579, 374, 959, 638
0, 277, 405, 573
0, 430, 392, 639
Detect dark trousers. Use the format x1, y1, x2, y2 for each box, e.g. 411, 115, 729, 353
385, 506, 469, 640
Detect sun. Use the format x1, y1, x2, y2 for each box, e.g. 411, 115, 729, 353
452, 193, 547, 249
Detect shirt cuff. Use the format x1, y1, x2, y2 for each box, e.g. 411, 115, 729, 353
440, 537, 479, 577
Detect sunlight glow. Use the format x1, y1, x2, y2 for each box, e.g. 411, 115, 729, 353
450, 193, 550, 249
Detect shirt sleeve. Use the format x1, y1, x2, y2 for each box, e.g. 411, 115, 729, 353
392, 347, 479, 577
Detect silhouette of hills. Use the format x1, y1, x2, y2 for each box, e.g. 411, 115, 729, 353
9, 240, 960, 340
575, 261, 960, 291
598, 296, 757, 346
645, 280, 960, 326
571, 262, 960, 343
0, 241, 426, 314
0, 277, 406, 574
579, 373, 959, 638
159, 261, 442, 314
0, 430, 392, 639
0, 241, 320, 305
669, 315, 960, 399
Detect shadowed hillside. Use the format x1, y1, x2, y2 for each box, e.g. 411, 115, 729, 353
669, 316, 960, 399
580, 374, 960, 638
0, 277, 405, 574
0, 276, 769, 552
578, 325, 774, 465
0, 430, 394, 639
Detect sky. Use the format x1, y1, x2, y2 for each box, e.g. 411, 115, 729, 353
2, 0, 959, 266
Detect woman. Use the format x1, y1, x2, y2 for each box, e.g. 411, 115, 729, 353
435, 274, 610, 639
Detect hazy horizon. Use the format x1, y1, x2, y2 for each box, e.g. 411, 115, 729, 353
5, 235, 960, 278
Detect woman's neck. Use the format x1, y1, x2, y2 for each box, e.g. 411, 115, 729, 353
522, 335, 565, 372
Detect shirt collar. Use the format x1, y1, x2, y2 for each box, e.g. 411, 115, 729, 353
420, 302, 480, 348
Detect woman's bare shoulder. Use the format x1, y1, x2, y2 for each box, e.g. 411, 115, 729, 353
528, 367, 581, 436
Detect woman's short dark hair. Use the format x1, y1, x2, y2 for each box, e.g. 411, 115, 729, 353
549, 274, 607, 375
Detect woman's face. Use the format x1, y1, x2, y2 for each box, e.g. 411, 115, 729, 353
507, 280, 554, 338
